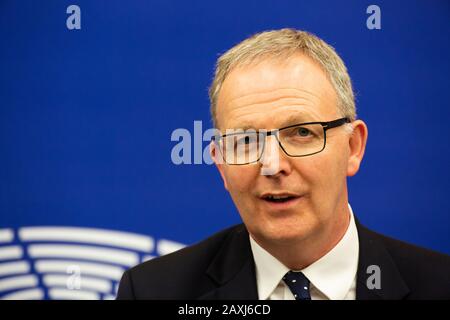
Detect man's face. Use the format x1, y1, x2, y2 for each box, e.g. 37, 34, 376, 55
213, 54, 364, 245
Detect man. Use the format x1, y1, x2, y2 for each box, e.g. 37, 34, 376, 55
117, 29, 450, 300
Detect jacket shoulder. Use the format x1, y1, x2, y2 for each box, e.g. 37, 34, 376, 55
117, 224, 244, 299
366, 227, 450, 299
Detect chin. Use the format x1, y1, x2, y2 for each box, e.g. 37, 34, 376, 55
252, 220, 316, 245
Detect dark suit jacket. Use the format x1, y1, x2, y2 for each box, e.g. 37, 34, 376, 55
117, 220, 450, 300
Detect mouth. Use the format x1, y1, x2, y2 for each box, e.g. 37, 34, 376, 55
262, 194, 297, 203
260, 193, 302, 208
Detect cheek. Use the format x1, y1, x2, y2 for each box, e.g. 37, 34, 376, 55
294, 159, 327, 196
223, 165, 259, 193
295, 146, 348, 192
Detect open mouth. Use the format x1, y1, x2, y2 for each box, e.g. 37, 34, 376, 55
262, 194, 299, 203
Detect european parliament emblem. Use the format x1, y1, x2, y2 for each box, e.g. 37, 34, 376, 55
0, 227, 185, 300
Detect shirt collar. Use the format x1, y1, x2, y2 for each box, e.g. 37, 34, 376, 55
250, 203, 359, 300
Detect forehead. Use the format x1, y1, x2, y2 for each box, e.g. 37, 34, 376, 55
216, 54, 338, 129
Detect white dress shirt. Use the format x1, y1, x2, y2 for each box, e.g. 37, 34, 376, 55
249, 204, 359, 300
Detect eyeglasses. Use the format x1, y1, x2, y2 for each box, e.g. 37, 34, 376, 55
213, 117, 351, 165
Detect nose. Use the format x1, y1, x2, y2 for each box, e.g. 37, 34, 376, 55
259, 135, 293, 176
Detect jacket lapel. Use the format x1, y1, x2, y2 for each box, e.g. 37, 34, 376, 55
199, 224, 258, 300
199, 220, 411, 300
355, 219, 410, 300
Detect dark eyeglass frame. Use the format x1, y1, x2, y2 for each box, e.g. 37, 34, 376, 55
213, 117, 351, 165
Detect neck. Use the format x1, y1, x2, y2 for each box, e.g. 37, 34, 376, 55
251, 201, 351, 270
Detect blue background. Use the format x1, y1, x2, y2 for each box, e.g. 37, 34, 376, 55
1, 0, 449, 254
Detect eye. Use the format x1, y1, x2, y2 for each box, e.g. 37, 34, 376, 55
236, 135, 254, 145
297, 127, 311, 137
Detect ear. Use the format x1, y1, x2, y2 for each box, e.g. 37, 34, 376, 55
210, 141, 229, 190
347, 120, 368, 177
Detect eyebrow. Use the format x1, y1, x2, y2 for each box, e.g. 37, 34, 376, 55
230, 111, 320, 131
278, 113, 319, 127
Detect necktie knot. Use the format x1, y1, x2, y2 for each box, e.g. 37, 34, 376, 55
283, 271, 311, 300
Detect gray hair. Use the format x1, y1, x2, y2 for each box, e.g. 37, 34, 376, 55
208, 28, 356, 128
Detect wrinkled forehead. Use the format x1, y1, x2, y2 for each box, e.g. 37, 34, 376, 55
216, 54, 338, 130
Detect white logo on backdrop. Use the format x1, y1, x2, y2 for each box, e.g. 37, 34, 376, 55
0, 227, 185, 300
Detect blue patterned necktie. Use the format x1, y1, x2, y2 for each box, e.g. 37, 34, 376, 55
283, 271, 311, 300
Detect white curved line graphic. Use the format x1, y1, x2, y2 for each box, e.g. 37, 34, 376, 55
142, 255, 155, 262
1, 288, 44, 300
43, 274, 112, 293
0, 261, 30, 277
48, 288, 99, 300
0, 246, 23, 261
35, 260, 124, 281
0, 226, 188, 299
157, 239, 186, 256
0, 275, 38, 292
0, 229, 14, 243
28, 244, 139, 266
19, 227, 153, 252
